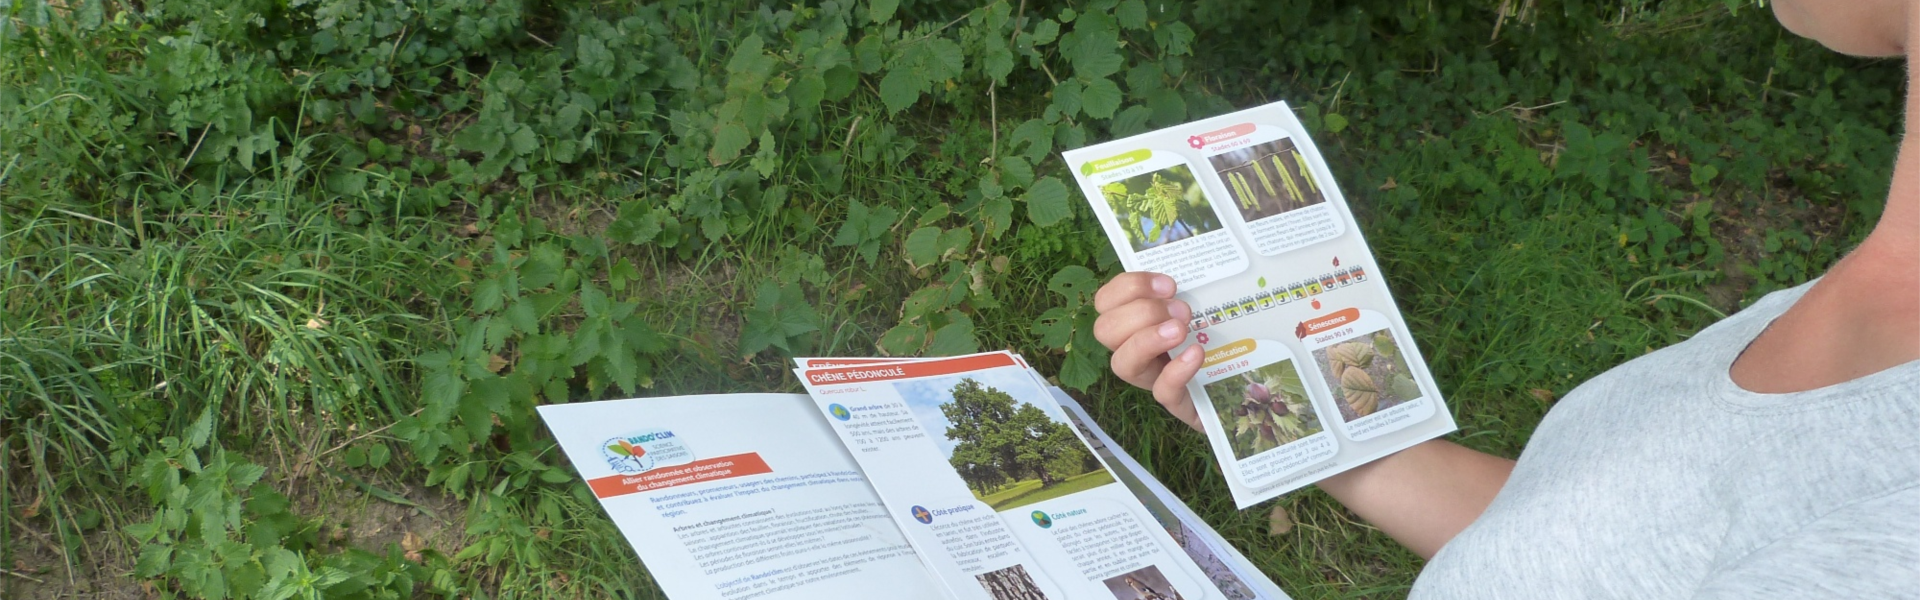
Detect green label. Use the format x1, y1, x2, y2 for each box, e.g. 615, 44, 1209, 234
1079, 149, 1152, 176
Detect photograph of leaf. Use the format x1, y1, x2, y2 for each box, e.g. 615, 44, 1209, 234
897, 372, 1116, 511
1099, 164, 1225, 252
1203, 360, 1324, 460
1206, 137, 1326, 223
1312, 330, 1423, 423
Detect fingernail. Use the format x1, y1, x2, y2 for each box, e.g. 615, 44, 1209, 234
1159, 321, 1183, 340
1181, 345, 1203, 362
1151, 275, 1173, 296
1170, 300, 1191, 321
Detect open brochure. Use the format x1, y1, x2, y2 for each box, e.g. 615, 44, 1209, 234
1061, 101, 1458, 508
537, 352, 1291, 600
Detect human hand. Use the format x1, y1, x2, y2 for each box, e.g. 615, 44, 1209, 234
1091, 272, 1206, 430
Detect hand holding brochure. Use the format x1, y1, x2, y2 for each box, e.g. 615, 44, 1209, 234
1061, 101, 1458, 507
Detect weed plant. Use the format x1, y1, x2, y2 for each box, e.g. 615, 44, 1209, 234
1, 0, 1900, 597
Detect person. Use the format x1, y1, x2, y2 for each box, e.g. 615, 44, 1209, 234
1089, 0, 1920, 596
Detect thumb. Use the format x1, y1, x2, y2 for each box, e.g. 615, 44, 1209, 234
1154, 344, 1206, 431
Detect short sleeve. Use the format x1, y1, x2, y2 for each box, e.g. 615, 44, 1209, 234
1691, 485, 1920, 599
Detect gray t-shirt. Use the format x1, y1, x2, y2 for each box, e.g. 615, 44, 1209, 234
1412, 282, 1920, 598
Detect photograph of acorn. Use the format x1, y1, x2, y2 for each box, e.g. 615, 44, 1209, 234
1313, 330, 1423, 422
1206, 137, 1327, 223
1202, 360, 1324, 459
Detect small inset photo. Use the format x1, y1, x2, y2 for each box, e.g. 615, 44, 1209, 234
1098, 164, 1225, 252
1207, 137, 1325, 223
978, 564, 1050, 600
1312, 330, 1423, 422
1101, 564, 1185, 600
1201, 360, 1324, 459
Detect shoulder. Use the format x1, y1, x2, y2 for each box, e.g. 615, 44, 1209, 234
1692, 485, 1920, 599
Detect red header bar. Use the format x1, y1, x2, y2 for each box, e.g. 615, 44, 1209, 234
802, 352, 1018, 385
796, 357, 915, 368
586, 452, 772, 499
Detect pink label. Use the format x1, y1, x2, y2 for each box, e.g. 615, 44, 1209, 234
1187, 123, 1256, 149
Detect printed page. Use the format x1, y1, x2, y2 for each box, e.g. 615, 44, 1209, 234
1050, 389, 1292, 600
796, 352, 1234, 600
537, 394, 948, 600
1061, 101, 1458, 508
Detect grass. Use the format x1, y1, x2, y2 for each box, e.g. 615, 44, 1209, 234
980, 470, 1121, 511
1, 0, 1899, 598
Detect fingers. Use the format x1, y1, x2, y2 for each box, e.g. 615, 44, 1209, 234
1154, 345, 1205, 431
1107, 302, 1192, 389
1094, 272, 1175, 313
1094, 271, 1203, 432
1093, 297, 1191, 350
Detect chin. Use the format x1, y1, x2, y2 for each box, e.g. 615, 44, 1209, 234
1772, 0, 1908, 57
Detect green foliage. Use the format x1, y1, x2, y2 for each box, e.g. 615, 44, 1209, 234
127, 410, 431, 599
1, 0, 1898, 597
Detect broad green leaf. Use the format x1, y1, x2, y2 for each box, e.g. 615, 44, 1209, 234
1010, 119, 1054, 163
868, 0, 899, 23
453, 124, 505, 157
936, 227, 971, 260
508, 125, 539, 155
1082, 78, 1122, 119
1047, 265, 1098, 302
1000, 155, 1035, 188
927, 314, 978, 356
1116, 0, 1148, 29
875, 322, 928, 356
709, 122, 751, 165
926, 39, 966, 80
1111, 105, 1153, 136
1052, 80, 1084, 116
1325, 113, 1350, 134
1024, 177, 1072, 226
982, 195, 1014, 239
903, 226, 942, 267
184, 406, 214, 450
472, 277, 504, 312
1147, 88, 1187, 125
879, 69, 921, 114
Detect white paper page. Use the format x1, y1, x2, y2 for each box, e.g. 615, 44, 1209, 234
1050, 389, 1293, 600
537, 394, 948, 600
1061, 101, 1458, 507
796, 352, 1234, 600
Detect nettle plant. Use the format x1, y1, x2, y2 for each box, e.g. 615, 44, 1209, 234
378, 0, 1222, 586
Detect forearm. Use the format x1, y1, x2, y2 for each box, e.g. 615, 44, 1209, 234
1314, 439, 1514, 559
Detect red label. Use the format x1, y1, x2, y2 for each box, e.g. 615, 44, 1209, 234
586, 452, 772, 499
802, 352, 1018, 385
1297, 308, 1361, 339
1193, 123, 1257, 147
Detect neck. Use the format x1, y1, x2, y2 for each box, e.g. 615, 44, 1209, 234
1854, 21, 1920, 266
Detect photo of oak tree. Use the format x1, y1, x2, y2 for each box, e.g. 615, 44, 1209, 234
935, 378, 1114, 510
1099, 164, 1225, 252
1202, 360, 1324, 459
1313, 330, 1424, 423
977, 564, 1049, 600
1207, 137, 1326, 223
